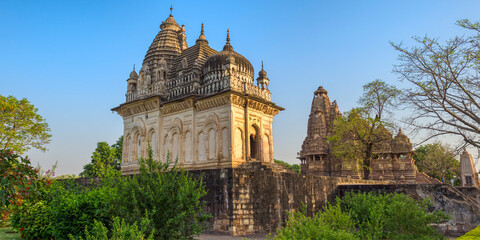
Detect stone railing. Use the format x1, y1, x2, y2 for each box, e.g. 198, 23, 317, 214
197, 79, 230, 96
125, 82, 165, 102
244, 83, 271, 101
126, 79, 271, 103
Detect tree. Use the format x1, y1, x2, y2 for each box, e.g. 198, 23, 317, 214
0, 150, 38, 211
391, 19, 480, 149
329, 80, 400, 179
80, 137, 122, 178
274, 159, 301, 173
413, 142, 460, 184
0, 95, 51, 154
114, 148, 210, 239
329, 109, 392, 179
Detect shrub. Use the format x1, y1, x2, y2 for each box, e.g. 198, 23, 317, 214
10, 178, 117, 239
458, 224, 480, 239
339, 191, 449, 240
269, 204, 359, 240
69, 216, 154, 240
114, 151, 211, 240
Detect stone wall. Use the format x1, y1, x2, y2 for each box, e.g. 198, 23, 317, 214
191, 162, 387, 235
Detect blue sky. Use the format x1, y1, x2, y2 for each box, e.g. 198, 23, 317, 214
1, 0, 479, 175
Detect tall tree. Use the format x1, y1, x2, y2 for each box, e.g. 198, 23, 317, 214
0, 95, 51, 154
329, 80, 400, 179
413, 142, 460, 185
80, 138, 121, 178
391, 19, 480, 149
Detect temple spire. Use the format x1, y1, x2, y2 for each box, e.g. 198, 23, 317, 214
226, 29, 230, 44
133, 64, 135, 71
196, 23, 208, 44
170, 4, 173, 16
261, 60, 264, 70
222, 29, 234, 51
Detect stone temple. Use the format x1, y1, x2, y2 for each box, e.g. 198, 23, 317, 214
112, 10, 283, 174
298, 86, 439, 183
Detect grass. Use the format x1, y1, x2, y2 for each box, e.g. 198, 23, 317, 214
458, 224, 480, 239
0, 227, 21, 240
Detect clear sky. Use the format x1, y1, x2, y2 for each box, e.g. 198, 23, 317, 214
1, 0, 479, 175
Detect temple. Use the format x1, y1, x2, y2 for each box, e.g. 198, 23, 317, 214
298, 86, 439, 183
112, 9, 283, 174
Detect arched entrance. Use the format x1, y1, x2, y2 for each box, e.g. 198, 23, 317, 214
249, 125, 259, 160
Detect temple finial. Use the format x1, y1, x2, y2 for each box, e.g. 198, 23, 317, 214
170, 4, 173, 15
201, 23, 204, 35
261, 61, 264, 70
226, 29, 230, 43
133, 64, 135, 71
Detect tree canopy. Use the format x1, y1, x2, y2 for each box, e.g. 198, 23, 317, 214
413, 142, 460, 185
392, 19, 480, 149
329, 80, 400, 179
80, 136, 123, 177
0, 95, 51, 154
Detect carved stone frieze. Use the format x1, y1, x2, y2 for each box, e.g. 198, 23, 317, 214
195, 95, 230, 111
115, 97, 160, 118
160, 98, 195, 115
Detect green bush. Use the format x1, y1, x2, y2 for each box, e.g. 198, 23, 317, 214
458, 224, 480, 239
271, 192, 449, 240
10, 179, 118, 239
269, 204, 359, 240
114, 151, 211, 239
69, 216, 154, 240
339, 191, 448, 240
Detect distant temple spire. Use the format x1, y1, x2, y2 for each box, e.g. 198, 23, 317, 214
196, 23, 208, 44
227, 29, 230, 43
170, 4, 173, 15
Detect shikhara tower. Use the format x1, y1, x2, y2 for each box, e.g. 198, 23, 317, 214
113, 9, 283, 174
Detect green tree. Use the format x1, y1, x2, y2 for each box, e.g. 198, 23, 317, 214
80, 136, 123, 177
274, 159, 301, 173
111, 136, 123, 171
114, 149, 210, 239
81, 142, 117, 178
413, 143, 460, 184
392, 19, 480, 149
329, 80, 400, 179
0, 95, 51, 154
0, 150, 39, 212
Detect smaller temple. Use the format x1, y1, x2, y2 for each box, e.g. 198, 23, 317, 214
460, 149, 480, 187
298, 86, 439, 184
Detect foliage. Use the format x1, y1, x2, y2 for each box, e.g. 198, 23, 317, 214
0, 149, 39, 220
458, 224, 480, 239
114, 150, 211, 240
69, 216, 154, 240
358, 79, 401, 120
80, 136, 123, 177
0, 95, 51, 154
413, 143, 460, 185
328, 108, 392, 179
274, 159, 301, 173
268, 204, 359, 240
9, 178, 118, 240
10, 147, 210, 239
271, 192, 449, 240
329, 80, 399, 179
339, 191, 449, 240
391, 19, 480, 149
